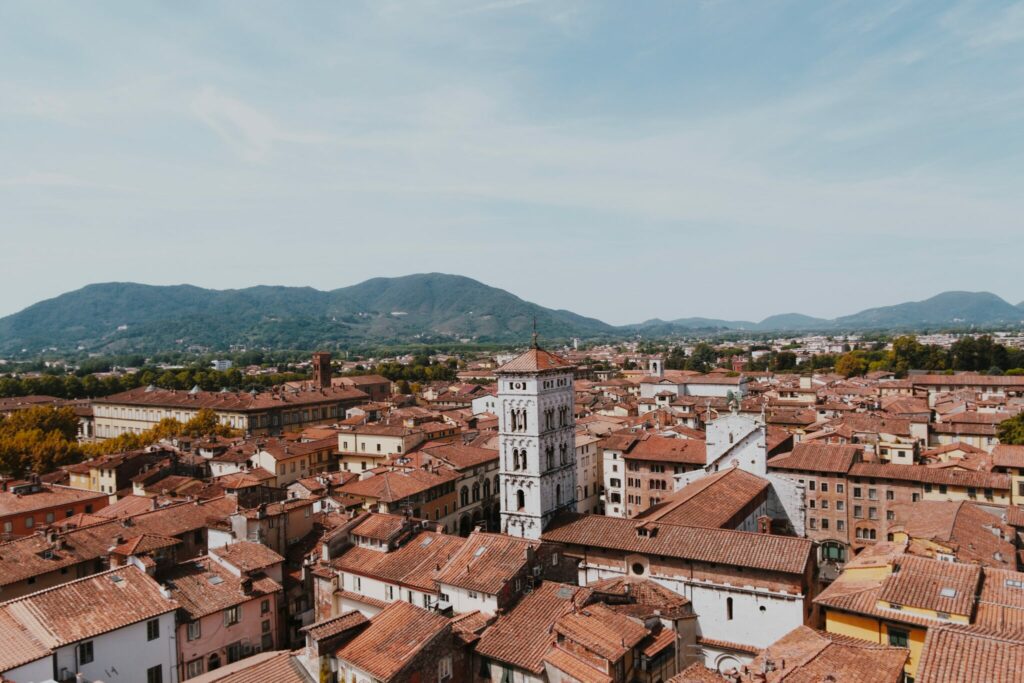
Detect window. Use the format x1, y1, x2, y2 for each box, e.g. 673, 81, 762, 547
887, 511, 895, 521
186, 658, 204, 678
147, 618, 160, 641
939, 484, 948, 495
224, 605, 241, 626
261, 599, 270, 614
836, 501, 845, 511
868, 507, 878, 520
888, 628, 909, 648
439, 656, 453, 681
147, 665, 163, 683
262, 619, 271, 633
886, 490, 894, 501
836, 483, 844, 494
821, 500, 829, 509
187, 621, 201, 641
79, 641, 94, 664
837, 520, 845, 531
821, 482, 829, 492
809, 518, 817, 529
808, 481, 816, 491
821, 519, 829, 530
868, 488, 877, 500
853, 487, 862, 499
24, 516, 33, 528
726, 597, 734, 621
854, 505, 863, 519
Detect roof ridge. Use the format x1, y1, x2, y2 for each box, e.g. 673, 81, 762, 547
0, 564, 134, 607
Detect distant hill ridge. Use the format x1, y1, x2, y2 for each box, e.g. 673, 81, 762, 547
0, 275, 1021, 354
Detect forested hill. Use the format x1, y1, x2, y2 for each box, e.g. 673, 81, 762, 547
1, 276, 1021, 355
0, 274, 614, 354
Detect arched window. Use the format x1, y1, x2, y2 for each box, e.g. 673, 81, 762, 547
546, 446, 554, 470
493, 475, 500, 493
483, 479, 491, 498
726, 597, 734, 621
516, 489, 526, 510
556, 484, 562, 506
559, 406, 568, 426
519, 409, 527, 431
509, 409, 517, 432
460, 486, 469, 507
209, 653, 221, 671
511, 448, 520, 470
559, 443, 567, 465
472, 482, 480, 502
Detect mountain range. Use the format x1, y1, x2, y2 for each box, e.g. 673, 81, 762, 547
0, 274, 1022, 354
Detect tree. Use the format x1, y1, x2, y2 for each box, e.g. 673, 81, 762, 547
835, 352, 869, 378
997, 414, 1024, 445
685, 343, 717, 373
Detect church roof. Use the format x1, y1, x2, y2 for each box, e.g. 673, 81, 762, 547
497, 347, 574, 374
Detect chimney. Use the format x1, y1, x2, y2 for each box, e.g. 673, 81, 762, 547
241, 577, 253, 594
757, 515, 772, 534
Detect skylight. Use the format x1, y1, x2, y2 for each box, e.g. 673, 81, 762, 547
939, 587, 957, 598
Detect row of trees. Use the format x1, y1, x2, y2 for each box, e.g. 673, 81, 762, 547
833, 335, 1024, 378
0, 406, 238, 477
0, 366, 308, 401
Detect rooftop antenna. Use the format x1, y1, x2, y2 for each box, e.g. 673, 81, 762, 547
531, 317, 539, 349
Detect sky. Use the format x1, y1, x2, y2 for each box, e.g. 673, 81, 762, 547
1, 1, 1023, 325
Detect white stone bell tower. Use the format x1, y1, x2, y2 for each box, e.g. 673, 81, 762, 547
497, 335, 577, 539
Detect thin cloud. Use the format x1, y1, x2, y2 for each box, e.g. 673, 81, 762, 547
190, 86, 328, 162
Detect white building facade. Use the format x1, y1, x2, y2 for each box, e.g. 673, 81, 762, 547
497, 345, 578, 540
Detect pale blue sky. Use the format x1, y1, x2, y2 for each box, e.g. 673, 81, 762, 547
1, 1, 1022, 324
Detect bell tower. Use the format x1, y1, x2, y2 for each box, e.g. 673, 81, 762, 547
497, 336, 577, 539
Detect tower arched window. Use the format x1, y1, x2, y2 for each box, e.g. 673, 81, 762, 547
472, 482, 480, 502
519, 409, 527, 431
516, 489, 526, 511
511, 448, 520, 470
556, 484, 562, 506
546, 446, 555, 470
559, 406, 568, 426
559, 443, 568, 465
460, 486, 469, 507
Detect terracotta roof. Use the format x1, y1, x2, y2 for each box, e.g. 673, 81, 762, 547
543, 646, 612, 683
880, 555, 980, 616
111, 532, 181, 556
745, 625, 908, 682
183, 650, 314, 683
0, 566, 177, 671
331, 531, 466, 593
95, 385, 368, 412
542, 513, 814, 576
767, 442, 863, 474
888, 500, 1015, 569
496, 347, 575, 373
349, 513, 408, 542
334, 601, 451, 681
475, 581, 592, 673
587, 576, 691, 619
975, 567, 1024, 630
420, 443, 498, 470
339, 466, 459, 502
848, 462, 1010, 489
435, 531, 537, 596
165, 557, 281, 620
626, 434, 707, 464
667, 663, 724, 682
993, 444, 1024, 469
301, 610, 369, 641
635, 467, 769, 528
553, 601, 648, 660
911, 374, 1024, 387
916, 625, 1024, 683
0, 484, 107, 517
211, 541, 285, 573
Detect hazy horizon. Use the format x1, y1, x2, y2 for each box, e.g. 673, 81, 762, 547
2, 1, 1023, 324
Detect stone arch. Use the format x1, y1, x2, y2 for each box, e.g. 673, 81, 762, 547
458, 514, 472, 537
